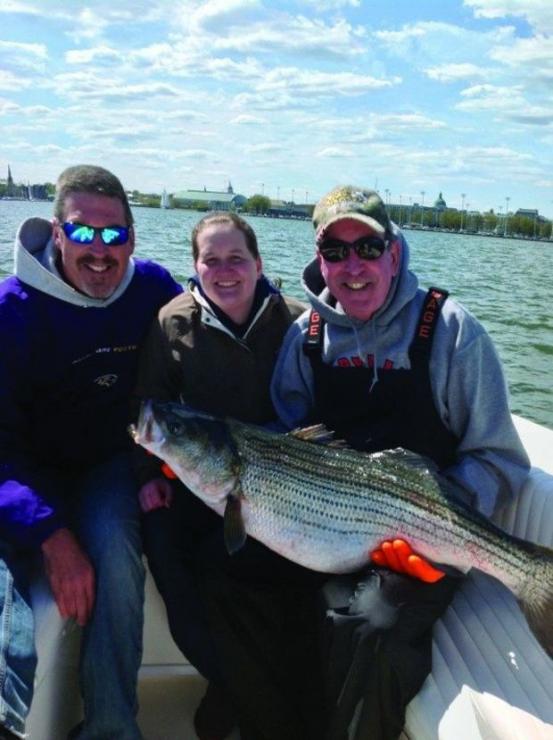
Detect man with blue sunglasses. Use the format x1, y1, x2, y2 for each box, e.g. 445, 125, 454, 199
0, 165, 182, 739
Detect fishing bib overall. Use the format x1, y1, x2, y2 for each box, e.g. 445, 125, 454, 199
304, 287, 460, 740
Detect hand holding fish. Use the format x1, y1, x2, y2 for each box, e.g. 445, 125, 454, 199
160, 462, 178, 479
138, 478, 174, 512
371, 539, 446, 583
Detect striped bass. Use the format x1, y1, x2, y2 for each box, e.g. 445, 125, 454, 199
131, 400, 553, 658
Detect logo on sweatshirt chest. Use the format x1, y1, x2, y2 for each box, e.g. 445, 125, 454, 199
336, 354, 395, 369
94, 373, 119, 388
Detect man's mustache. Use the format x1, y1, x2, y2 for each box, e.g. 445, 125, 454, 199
77, 255, 118, 268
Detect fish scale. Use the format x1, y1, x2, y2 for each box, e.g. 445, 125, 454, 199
131, 401, 553, 658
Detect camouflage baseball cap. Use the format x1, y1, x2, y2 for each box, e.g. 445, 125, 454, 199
313, 186, 391, 241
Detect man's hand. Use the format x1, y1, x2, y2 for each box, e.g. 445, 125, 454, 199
138, 477, 174, 513
370, 539, 445, 583
41, 528, 95, 626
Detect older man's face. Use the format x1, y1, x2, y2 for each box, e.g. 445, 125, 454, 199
317, 218, 400, 321
53, 192, 134, 298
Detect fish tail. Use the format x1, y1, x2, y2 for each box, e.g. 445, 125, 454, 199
518, 550, 553, 658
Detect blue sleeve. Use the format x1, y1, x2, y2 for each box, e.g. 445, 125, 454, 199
270, 316, 317, 430
0, 306, 64, 548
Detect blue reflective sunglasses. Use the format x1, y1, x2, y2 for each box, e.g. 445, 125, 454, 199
318, 235, 388, 263
62, 222, 130, 246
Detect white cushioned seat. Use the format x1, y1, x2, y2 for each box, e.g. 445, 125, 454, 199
404, 417, 553, 739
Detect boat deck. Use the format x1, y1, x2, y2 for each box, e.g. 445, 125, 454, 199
138, 670, 242, 739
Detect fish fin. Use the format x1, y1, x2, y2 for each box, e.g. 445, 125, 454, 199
224, 492, 247, 556
289, 424, 348, 447
373, 447, 439, 474
518, 549, 553, 658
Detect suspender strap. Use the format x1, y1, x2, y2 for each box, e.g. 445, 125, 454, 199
304, 309, 324, 356
409, 287, 449, 363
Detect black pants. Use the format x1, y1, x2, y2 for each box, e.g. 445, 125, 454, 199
201, 560, 459, 740
141, 482, 226, 685
199, 539, 327, 740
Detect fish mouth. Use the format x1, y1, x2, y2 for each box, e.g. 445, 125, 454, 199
131, 400, 165, 449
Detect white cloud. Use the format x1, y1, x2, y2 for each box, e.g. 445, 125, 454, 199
0, 70, 32, 90
189, 0, 263, 33
301, 0, 360, 8
230, 114, 265, 124
0, 1, 67, 18
163, 110, 210, 122
489, 35, 553, 80
465, 0, 553, 34
0, 97, 19, 114
0, 100, 54, 117
212, 16, 366, 57
508, 108, 553, 126
375, 21, 468, 47
258, 68, 400, 97
375, 20, 515, 68
317, 146, 354, 157
244, 142, 282, 152
47, 73, 183, 102
0, 40, 47, 59
373, 113, 447, 130
425, 63, 489, 82
177, 149, 214, 159
456, 83, 526, 112
65, 46, 123, 65
231, 90, 315, 111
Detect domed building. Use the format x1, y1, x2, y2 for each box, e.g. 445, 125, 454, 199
434, 192, 447, 211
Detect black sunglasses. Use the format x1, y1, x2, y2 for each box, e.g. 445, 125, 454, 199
62, 222, 130, 247
318, 235, 388, 263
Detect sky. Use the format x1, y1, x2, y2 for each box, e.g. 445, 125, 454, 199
1, 0, 553, 217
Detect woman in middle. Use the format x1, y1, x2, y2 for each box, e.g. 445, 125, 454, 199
133, 212, 315, 740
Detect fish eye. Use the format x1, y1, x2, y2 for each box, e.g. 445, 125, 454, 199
167, 421, 184, 435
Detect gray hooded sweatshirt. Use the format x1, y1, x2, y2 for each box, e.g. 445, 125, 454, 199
271, 228, 529, 517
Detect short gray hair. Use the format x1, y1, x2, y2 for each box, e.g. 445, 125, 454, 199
53, 165, 133, 226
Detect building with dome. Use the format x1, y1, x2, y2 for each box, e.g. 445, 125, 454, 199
434, 192, 447, 211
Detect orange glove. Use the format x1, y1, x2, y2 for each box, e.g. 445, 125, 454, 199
370, 539, 445, 583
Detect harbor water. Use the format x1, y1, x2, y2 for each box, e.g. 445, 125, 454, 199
1, 199, 552, 430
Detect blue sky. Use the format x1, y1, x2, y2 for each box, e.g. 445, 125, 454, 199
1, 0, 552, 217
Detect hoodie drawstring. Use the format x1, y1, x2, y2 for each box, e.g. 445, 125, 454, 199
350, 320, 379, 392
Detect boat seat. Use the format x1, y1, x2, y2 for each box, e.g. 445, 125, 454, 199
404, 417, 553, 739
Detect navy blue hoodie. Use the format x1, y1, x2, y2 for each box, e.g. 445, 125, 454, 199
0, 217, 182, 547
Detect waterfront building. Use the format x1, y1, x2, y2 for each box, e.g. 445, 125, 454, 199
516, 208, 539, 219
267, 199, 310, 219
173, 181, 246, 211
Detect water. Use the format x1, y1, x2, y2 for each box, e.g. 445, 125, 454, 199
1, 200, 552, 430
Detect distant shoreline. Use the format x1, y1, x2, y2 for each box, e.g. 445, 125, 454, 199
2, 199, 551, 243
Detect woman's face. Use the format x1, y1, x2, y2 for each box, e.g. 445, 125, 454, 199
195, 222, 262, 325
